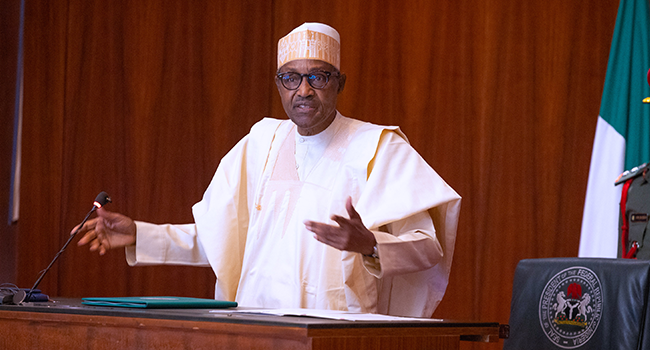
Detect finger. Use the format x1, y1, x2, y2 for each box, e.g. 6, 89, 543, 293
345, 197, 362, 221
95, 207, 111, 218
310, 227, 337, 246
304, 220, 324, 233
330, 215, 355, 231
317, 233, 345, 251
77, 230, 96, 246
97, 235, 109, 255
304, 221, 340, 245
71, 217, 98, 236
99, 234, 111, 250
97, 207, 123, 224
70, 224, 81, 235
305, 220, 340, 236
89, 238, 101, 251
95, 214, 107, 234
87, 218, 107, 249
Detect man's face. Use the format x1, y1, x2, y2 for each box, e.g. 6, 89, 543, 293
275, 59, 346, 136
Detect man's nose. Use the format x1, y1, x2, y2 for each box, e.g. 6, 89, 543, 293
296, 76, 315, 97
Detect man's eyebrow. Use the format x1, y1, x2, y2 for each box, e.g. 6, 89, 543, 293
308, 68, 329, 73
278, 65, 331, 74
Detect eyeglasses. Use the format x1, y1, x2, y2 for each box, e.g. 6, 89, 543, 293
276, 71, 338, 90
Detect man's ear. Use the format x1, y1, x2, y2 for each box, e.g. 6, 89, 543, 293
337, 73, 347, 94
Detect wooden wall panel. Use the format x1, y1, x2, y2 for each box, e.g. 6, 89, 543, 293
17, 1, 620, 349
18, 0, 69, 295
19, 0, 274, 297
63, 0, 273, 298
0, 0, 21, 284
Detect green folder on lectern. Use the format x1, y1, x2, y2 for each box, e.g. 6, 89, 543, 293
81, 296, 238, 309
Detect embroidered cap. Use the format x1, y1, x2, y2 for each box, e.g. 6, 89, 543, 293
277, 22, 340, 71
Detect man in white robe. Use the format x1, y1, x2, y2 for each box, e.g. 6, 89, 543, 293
77, 22, 461, 318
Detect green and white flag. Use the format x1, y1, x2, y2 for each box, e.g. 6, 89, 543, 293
579, 0, 650, 257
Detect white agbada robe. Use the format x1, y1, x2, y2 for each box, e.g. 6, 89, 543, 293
126, 112, 461, 317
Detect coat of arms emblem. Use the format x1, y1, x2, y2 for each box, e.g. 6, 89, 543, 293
538, 266, 603, 349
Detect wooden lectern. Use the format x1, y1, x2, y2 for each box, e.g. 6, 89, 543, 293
0, 298, 499, 349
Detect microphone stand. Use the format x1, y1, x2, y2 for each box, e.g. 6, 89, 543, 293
21, 192, 111, 304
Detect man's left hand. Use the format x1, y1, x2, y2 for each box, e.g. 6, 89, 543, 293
304, 197, 376, 255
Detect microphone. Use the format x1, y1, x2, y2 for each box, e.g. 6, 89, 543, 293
20, 192, 112, 303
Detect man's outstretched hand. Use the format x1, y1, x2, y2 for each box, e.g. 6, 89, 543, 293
304, 197, 376, 255
74, 208, 136, 255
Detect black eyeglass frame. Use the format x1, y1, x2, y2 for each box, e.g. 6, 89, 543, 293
276, 71, 339, 90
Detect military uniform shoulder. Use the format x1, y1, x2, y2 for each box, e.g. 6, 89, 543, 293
615, 163, 650, 185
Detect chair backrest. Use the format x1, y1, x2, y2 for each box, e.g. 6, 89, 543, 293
503, 258, 650, 350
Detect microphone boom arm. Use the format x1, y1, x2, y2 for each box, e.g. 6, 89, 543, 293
25, 192, 111, 302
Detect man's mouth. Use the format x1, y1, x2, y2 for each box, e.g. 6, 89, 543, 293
294, 103, 316, 111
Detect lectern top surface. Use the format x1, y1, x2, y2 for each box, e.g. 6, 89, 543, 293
0, 298, 498, 330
